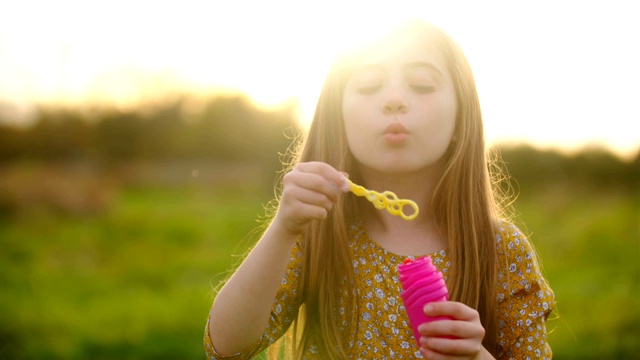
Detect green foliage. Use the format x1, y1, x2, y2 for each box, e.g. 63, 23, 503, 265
0, 94, 300, 165
496, 144, 639, 191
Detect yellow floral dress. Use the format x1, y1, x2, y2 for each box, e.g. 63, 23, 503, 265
204, 222, 554, 359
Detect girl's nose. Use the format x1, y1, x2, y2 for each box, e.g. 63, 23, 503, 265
382, 93, 408, 115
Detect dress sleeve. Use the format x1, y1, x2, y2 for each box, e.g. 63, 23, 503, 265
204, 241, 304, 359
495, 223, 555, 360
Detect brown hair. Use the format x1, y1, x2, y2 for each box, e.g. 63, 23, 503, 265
271, 20, 504, 359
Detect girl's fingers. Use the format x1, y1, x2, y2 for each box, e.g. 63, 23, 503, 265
284, 201, 329, 222
418, 302, 486, 357
421, 302, 483, 335
282, 187, 335, 213
284, 171, 341, 203
423, 301, 480, 321
420, 337, 483, 358
419, 344, 472, 360
296, 162, 349, 193
276, 162, 348, 234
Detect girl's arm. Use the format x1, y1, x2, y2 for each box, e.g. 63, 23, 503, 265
208, 162, 347, 355
494, 224, 554, 359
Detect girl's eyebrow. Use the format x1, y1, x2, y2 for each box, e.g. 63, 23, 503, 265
404, 61, 445, 79
352, 64, 385, 76
352, 61, 445, 79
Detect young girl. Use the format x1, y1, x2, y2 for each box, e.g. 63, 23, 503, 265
204, 20, 554, 359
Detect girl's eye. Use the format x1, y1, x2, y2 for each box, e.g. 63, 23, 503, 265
357, 85, 382, 95
411, 85, 435, 94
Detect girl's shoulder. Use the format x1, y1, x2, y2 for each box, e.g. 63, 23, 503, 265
495, 220, 529, 246
494, 220, 551, 297
494, 220, 537, 259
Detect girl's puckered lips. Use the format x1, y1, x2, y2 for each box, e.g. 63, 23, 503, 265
384, 123, 409, 145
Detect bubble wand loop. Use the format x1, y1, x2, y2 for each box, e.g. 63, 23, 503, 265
346, 179, 419, 221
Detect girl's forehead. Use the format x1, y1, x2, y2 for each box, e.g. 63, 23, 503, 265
352, 27, 443, 60
353, 39, 448, 73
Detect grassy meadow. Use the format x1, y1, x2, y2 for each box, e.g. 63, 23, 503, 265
0, 159, 638, 359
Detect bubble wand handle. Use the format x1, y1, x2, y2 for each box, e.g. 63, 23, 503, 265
347, 179, 419, 220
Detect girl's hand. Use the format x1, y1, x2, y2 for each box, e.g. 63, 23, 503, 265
417, 301, 494, 360
274, 162, 348, 237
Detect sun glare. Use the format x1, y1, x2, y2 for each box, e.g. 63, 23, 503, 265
225, 11, 413, 128
1, 1, 638, 157
253, 12, 439, 129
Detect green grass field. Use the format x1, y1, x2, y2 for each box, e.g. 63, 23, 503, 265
0, 182, 271, 359
516, 187, 639, 359
0, 175, 638, 359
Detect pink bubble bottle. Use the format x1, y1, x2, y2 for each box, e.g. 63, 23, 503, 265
398, 256, 450, 347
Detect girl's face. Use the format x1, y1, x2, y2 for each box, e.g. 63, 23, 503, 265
342, 36, 457, 176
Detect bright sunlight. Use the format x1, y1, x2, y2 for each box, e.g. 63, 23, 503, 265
1, 0, 638, 158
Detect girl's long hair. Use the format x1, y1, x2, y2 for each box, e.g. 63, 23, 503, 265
270, 20, 504, 359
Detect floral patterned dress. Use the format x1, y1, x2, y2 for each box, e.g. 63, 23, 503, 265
204, 222, 554, 359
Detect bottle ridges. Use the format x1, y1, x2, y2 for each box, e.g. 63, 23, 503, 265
397, 256, 450, 347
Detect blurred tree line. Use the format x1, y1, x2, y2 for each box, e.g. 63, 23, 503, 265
0, 94, 301, 216
0, 93, 638, 193
497, 144, 638, 192
0, 94, 298, 166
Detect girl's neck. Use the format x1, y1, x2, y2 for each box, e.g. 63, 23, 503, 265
356, 164, 447, 256
361, 207, 446, 256
356, 162, 442, 217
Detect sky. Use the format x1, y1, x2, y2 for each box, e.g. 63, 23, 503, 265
1, 0, 638, 159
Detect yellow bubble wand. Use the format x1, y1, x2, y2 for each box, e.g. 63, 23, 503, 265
346, 179, 419, 221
